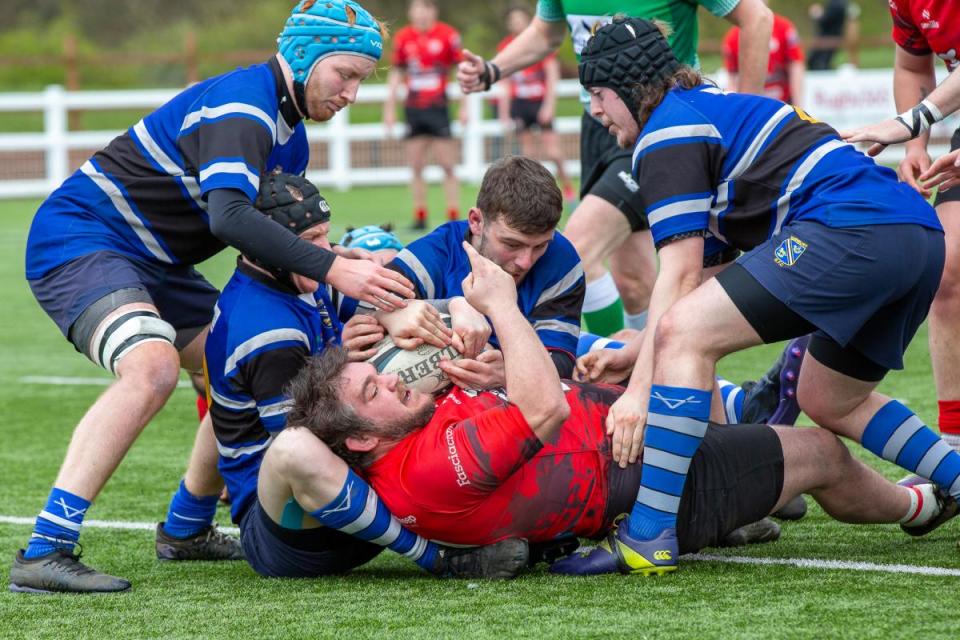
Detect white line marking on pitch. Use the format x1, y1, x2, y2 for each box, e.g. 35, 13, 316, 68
19, 375, 192, 389
0, 515, 238, 536
0, 515, 957, 576
688, 553, 960, 577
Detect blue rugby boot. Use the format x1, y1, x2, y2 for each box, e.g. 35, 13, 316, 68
550, 519, 678, 576
741, 335, 809, 426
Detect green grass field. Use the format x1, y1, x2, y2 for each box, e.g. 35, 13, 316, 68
0, 187, 958, 639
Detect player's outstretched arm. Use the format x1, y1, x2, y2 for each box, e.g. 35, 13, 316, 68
724, 0, 773, 95
842, 57, 960, 153
841, 46, 939, 198
207, 188, 414, 311
383, 67, 403, 136
457, 17, 566, 93
608, 236, 704, 468
460, 242, 569, 439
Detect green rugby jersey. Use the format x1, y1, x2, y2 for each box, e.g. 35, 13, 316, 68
536, 0, 738, 74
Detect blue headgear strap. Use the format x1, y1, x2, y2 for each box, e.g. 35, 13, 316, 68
278, 0, 383, 118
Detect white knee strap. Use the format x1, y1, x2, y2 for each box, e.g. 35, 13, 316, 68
89, 310, 176, 374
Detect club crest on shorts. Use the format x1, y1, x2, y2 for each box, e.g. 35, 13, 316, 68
774, 236, 808, 267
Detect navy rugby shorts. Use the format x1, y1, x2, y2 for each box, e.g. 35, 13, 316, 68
730, 220, 944, 373
239, 500, 382, 578
28, 249, 218, 347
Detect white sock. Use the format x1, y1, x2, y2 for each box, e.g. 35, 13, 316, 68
583, 271, 619, 313
899, 484, 940, 527
941, 432, 960, 454
624, 310, 648, 330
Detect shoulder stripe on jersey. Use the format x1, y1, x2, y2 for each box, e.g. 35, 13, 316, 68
276, 112, 295, 146
199, 161, 260, 194
395, 248, 436, 298
132, 120, 207, 212
209, 305, 222, 332
80, 160, 174, 264
132, 120, 183, 175
533, 318, 580, 338
297, 292, 318, 307
708, 182, 730, 242
224, 328, 311, 376
180, 103, 277, 142
725, 105, 795, 179
633, 124, 722, 167
648, 194, 715, 228
773, 138, 848, 235
210, 387, 257, 411
257, 398, 293, 419
534, 263, 585, 308
217, 434, 275, 459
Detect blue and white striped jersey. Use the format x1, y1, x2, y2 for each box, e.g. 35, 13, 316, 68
632, 86, 941, 256
26, 59, 308, 279
206, 261, 341, 523
387, 221, 585, 358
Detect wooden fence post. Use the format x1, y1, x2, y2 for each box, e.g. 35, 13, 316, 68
63, 34, 82, 130
184, 30, 198, 85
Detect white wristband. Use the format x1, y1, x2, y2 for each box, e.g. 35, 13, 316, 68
895, 98, 944, 138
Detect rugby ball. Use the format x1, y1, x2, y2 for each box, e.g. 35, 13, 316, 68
367, 313, 461, 394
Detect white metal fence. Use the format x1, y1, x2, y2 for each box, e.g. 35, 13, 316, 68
0, 70, 956, 201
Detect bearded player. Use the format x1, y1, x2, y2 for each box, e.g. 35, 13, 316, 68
282, 242, 956, 569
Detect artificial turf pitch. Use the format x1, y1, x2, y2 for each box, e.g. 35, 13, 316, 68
0, 188, 957, 639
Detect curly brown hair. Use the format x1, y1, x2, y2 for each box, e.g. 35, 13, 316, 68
285, 348, 379, 468
629, 66, 707, 130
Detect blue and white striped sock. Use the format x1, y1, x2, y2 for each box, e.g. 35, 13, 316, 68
862, 400, 960, 500
576, 332, 626, 357
162, 480, 218, 539
717, 378, 744, 424
628, 384, 712, 540
310, 469, 438, 570
24, 488, 90, 559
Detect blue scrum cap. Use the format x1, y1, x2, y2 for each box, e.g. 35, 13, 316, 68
278, 0, 383, 115
339, 224, 403, 253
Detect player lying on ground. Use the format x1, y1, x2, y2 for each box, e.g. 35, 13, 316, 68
281, 242, 957, 572
11, 0, 416, 595
159, 172, 526, 579
351, 164, 787, 444
560, 16, 960, 576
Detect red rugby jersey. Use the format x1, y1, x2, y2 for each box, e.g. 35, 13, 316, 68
723, 14, 804, 103
497, 34, 556, 101
391, 22, 463, 109
890, 0, 960, 70
364, 382, 623, 545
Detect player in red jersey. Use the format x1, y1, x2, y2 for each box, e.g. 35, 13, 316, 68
497, 5, 575, 202
284, 242, 955, 567
723, 9, 805, 105
842, 0, 960, 464
384, 0, 465, 230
